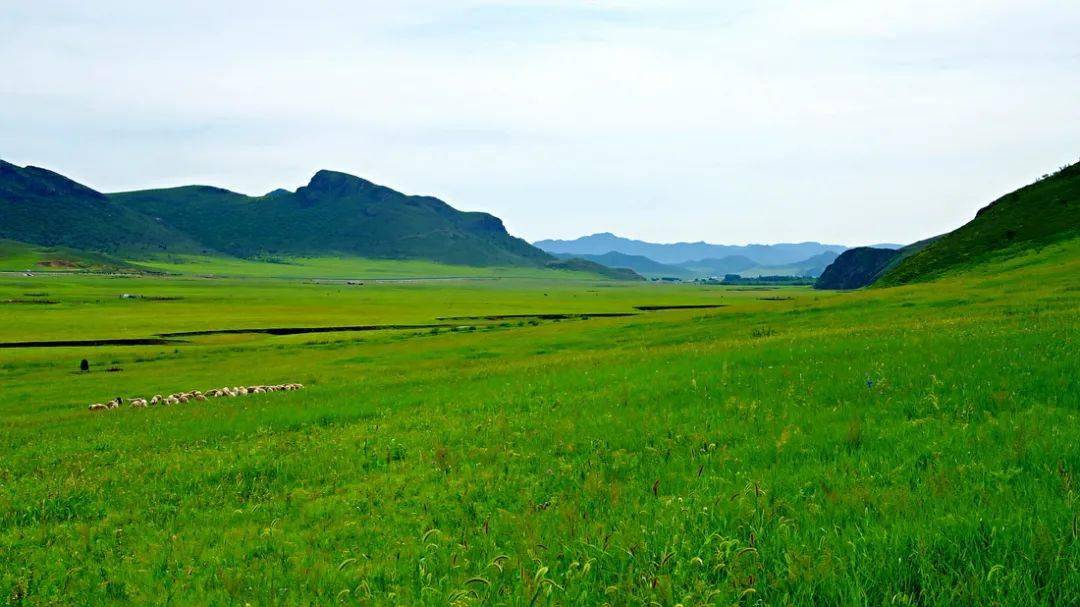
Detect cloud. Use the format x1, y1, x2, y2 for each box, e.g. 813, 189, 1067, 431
2, 0, 1078, 244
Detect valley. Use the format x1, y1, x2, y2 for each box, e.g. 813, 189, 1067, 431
1, 160, 1077, 603
5, 3, 1078, 603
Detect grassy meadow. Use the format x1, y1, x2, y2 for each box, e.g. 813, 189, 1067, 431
133, 255, 603, 281
1, 240, 1078, 605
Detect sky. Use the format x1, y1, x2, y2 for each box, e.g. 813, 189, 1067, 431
2, 0, 1078, 246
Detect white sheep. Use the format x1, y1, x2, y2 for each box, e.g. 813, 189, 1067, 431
85, 380, 310, 412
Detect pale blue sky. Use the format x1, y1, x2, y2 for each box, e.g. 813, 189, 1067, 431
2, 0, 1078, 245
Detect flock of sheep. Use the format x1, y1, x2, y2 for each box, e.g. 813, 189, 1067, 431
87, 383, 304, 412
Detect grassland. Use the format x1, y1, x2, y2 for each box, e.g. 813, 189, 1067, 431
134, 254, 609, 281
1, 241, 1078, 605
0, 239, 606, 281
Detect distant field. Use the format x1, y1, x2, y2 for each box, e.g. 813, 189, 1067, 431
0, 240, 606, 281
1, 239, 1077, 604
136, 254, 603, 280
0, 270, 724, 343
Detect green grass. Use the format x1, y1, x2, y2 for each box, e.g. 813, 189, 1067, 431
0, 239, 138, 273
0, 239, 43, 270
135, 254, 604, 280
0, 241, 604, 281
1, 240, 1078, 604
0, 268, 699, 343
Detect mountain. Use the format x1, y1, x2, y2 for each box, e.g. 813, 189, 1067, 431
1, 161, 566, 269
815, 238, 940, 289
0, 160, 204, 254
879, 160, 1079, 286
534, 232, 848, 265
551, 251, 693, 279
815, 247, 902, 290
680, 251, 839, 279
550, 249, 842, 280
110, 170, 552, 267
786, 250, 842, 277
674, 255, 757, 277
752, 250, 840, 278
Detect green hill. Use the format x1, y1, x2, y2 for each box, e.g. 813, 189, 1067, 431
879, 160, 1079, 285
1, 161, 566, 270
0, 160, 204, 255
110, 170, 552, 267
815, 238, 937, 290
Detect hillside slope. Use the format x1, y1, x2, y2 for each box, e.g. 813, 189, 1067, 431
0, 160, 204, 254
879, 160, 1079, 285
815, 238, 938, 290
111, 170, 552, 267
815, 247, 901, 289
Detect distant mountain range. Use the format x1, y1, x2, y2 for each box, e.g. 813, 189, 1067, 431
535, 233, 900, 279
1, 160, 641, 278
550, 251, 697, 279
534, 233, 878, 266
817, 159, 1079, 289
552, 250, 841, 279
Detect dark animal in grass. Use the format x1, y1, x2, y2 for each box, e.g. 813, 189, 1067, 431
80, 358, 89, 372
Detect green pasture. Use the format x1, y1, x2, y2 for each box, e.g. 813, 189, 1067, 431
134, 254, 602, 281
1, 240, 1077, 605
0, 239, 604, 281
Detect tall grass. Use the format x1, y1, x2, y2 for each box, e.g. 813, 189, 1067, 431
1, 240, 1077, 604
